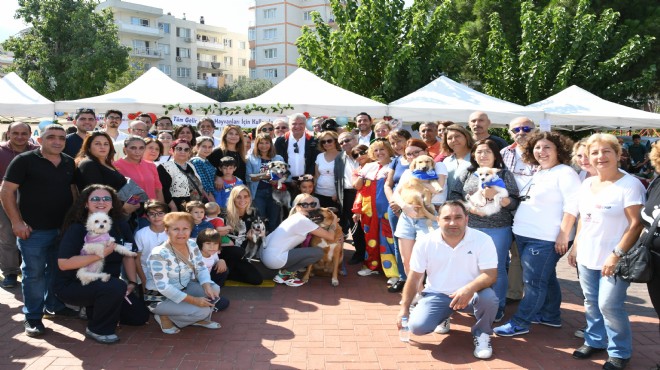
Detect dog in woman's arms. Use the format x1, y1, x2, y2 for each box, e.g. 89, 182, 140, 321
303, 207, 344, 286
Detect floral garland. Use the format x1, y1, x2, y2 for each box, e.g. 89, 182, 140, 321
161, 103, 294, 116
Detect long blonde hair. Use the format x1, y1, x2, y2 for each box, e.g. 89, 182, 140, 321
225, 185, 253, 230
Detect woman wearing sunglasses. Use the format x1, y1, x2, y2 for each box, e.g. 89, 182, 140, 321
263, 194, 337, 287
55, 185, 149, 344
314, 131, 342, 209
157, 139, 209, 212
256, 121, 276, 140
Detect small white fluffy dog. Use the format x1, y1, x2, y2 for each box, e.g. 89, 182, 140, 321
465, 167, 509, 217
77, 212, 137, 285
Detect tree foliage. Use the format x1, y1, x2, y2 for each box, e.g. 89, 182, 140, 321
103, 59, 146, 94
190, 77, 273, 103
296, 0, 466, 102
471, 0, 656, 106
2, 0, 129, 101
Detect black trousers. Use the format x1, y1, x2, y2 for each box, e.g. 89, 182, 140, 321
220, 246, 264, 285
342, 189, 366, 261
648, 250, 660, 331
315, 193, 341, 211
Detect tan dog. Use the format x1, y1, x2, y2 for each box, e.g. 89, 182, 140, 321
400, 155, 443, 226
302, 208, 344, 286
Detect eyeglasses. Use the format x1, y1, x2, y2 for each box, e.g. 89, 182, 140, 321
297, 201, 318, 209
339, 139, 353, 145
261, 127, 274, 132
293, 142, 299, 154
131, 128, 147, 133
320, 139, 335, 145
405, 150, 423, 158
175, 147, 191, 152
147, 211, 166, 217
511, 126, 532, 134
90, 196, 112, 202
275, 126, 287, 130
106, 115, 121, 120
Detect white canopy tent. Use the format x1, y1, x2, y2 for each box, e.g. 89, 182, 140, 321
221, 68, 388, 117
528, 85, 660, 131
0, 72, 54, 118
388, 76, 543, 124
55, 67, 219, 115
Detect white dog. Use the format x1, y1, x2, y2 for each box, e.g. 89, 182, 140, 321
465, 167, 509, 217
77, 212, 137, 285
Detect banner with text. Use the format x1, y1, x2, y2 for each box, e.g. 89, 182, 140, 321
171, 115, 276, 128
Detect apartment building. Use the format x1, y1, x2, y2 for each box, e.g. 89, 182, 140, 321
0, 47, 13, 77
97, 0, 249, 88
248, 0, 334, 84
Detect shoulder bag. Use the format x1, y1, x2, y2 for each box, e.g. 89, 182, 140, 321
614, 213, 657, 283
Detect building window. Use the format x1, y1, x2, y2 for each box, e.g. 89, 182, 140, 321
176, 27, 192, 38
263, 28, 277, 40
264, 68, 278, 78
303, 11, 314, 21
248, 28, 256, 41
250, 49, 256, 60
250, 69, 257, 79
223, 39, 233, 48
239, 41, 247, 49
264, 48, 277, 59
224, 56, 233, 66
176, 47, 191, 58
177, 67, 191, 78
238, 58, 247, 67
159, 64, 171, 75
226, 74, 234, 84
158, 43, 170, 55
131, 17, 149, 27
263, 8, 277, 19
158, 22, 170, 33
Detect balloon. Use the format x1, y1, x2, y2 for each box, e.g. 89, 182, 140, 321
38, 120, 53, 131
54, 111, 64, 117
336, 116, 348, 126
306, 117, 314, 131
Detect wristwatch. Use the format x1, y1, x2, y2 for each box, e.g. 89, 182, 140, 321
613, 247, 625, 257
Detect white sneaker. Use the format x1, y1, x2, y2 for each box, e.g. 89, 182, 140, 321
357, 268, 379, 276
473, 332, 493, 359
387, 277, 399, 286
434, 318, 451, 334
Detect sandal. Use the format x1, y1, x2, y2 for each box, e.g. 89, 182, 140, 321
192, 320, 221, 329
154, 314, 180, 334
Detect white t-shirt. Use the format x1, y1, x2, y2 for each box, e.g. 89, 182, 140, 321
261, 213, 319, 269
358, 131, 373, 146
513, 164, 580, 242
410, 228, 498, 295
315, 153, 336, 197
576, 174, 645, 270
397, 162, 449, 204
288, 135, 306, 177
134, 226, 168, 290
201, 253, 220, 271
511, 146, 535, 190
343, 154, 358, 190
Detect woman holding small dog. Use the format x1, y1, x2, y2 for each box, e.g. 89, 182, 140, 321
494, 131, 580, 337
55, 184, 149, 344
247, 133, 285, 233
449, 139, 520, 321
147, 212, 222, 334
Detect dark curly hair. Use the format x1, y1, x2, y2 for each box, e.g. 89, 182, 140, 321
521, 131, 574, 166
63, 184, 125, 230
467, 139, 505, 172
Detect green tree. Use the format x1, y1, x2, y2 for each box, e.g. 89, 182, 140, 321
471, 0, 656, 106
190, 77, 273, 102
103, 59, 146, 94
296, 0, 465, 102
3, 0, 129, 101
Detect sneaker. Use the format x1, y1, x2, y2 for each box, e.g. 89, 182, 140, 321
284, 272, 305, 287
24, 319, 45, 337
530, 315, 562, 328
357, 268, 379, 276
1, 274, 18, 288
85, 328, 119, 344
494, 310, 505, 323
603, 357, 630, 370
473, 332, 493, 359
43, 307, 79, 319
493, 321, 529, 337
387, 277, 399, 286
273, 270, 293, 284
574, 325, 586, 338
434, 318, 451, 334
388, 279, 405, 293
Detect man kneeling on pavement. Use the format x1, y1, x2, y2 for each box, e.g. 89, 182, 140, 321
396, 200, 499, 359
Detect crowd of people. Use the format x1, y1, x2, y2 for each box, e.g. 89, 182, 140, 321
0, 110, 658, 369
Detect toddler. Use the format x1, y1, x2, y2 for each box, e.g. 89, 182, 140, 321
196, 229, 230, 309
186, 201, 214, 238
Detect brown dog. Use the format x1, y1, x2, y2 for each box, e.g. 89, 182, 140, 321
302, 208, 344, 286
400, 155, 442, 226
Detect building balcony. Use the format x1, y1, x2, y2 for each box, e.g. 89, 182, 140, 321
130, 47, 162, 58
249, 40, 256, 49
197, 60, 226, 70
249, 60, 256, 69
196, 40, 225, 51
115, 21, 162, 38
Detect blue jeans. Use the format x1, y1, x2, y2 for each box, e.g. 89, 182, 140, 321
387, 206, 406, 281
511, 234, 562, 327
17, 229, 64, 320
253, 187, 280, 233
475, 227, 512, 316
408, 288, 498, 336
578, 264, 632, 359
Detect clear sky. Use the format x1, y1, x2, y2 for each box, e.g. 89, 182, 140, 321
0, 0, 415, 43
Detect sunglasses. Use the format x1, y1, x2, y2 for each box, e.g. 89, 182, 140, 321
147, 211, 166, 217
320, 139, 335, 145
293, 142, 299, 154
90, 196, 112, 202
352, 150, 368, 159
512, 126, 532, 133
261, 127, 274, 132
297, 201, 318, 209
175, 147, 191, 152
339, 139, 353, 145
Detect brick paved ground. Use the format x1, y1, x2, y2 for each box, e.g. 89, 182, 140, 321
0, 244, 658, 369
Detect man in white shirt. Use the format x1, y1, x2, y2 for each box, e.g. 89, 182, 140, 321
197, 117, 221, 147
274, 113, 318, 198
102, 110, 129, 143
397, 200, 498, 359
355, 112, 375, 146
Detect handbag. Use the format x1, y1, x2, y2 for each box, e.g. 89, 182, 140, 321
175, 163, 208, 203
117, 177, 149, 203
614, 213, 658, 283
